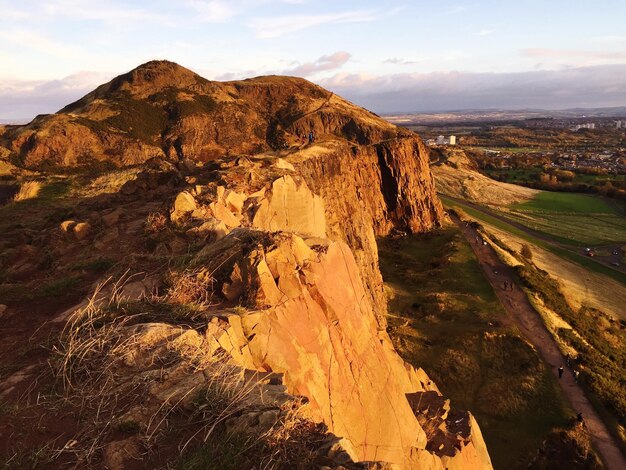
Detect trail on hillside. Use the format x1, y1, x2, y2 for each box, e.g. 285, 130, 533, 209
452, 215, 626, 470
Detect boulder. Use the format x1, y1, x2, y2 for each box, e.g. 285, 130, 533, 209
102, 208, 122, 226
274, 158, 296, 172
170, 191, 197, 222
60, 220, 77, 233
73, 222, 92, 240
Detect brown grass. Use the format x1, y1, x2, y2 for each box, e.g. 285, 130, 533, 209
13, 181, 42, 201
145, 211, 168, 234
165, 268, 216, 306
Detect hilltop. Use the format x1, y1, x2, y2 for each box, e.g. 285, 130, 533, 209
0, 60, 406, 169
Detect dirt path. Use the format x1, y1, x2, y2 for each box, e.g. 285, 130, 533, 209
452, 215, 626, 470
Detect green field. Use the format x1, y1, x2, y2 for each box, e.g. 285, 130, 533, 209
441, 196, 626, 285
506, 192, 626, 246
378, 226, 572, 469
513, 192, 617, 213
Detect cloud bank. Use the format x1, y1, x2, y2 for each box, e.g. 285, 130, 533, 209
2, 64, 626, 122
320, 64, 626, 113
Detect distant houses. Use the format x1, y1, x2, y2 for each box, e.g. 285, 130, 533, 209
427, 135, 457, 146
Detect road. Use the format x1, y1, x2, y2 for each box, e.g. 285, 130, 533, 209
452, 214, 626, 470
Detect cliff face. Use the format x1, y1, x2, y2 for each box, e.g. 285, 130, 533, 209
0, 61, 490, 468
296, 138, 442, 323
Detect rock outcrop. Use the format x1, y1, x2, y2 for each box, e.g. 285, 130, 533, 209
182, 230, 492, 467
0, 61, 491, 469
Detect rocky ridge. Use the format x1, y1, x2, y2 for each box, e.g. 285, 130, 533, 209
0, 61, 491, 469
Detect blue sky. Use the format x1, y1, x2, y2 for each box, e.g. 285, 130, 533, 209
1, 0, 626, 120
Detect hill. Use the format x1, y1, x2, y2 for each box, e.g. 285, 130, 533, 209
431, 147, 538, 206
0, 60, 406, 170
0, 62, 497, 469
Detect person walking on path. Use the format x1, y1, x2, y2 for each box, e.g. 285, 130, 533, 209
558, 365, 564, 378
574, 370, 580, 382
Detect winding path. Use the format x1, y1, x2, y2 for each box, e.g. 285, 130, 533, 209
452, 215, 626, 470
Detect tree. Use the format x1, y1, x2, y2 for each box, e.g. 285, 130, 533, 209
520, 244, 533, 261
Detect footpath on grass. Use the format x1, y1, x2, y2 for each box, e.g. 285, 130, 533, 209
452, 214, 626, 470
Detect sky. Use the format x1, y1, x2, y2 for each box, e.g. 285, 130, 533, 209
1, 0, 626, 121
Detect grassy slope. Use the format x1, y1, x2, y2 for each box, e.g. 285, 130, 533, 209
378, 225, 571, 470
505, 192, 626, 246
512, 192, 615, 213
441, 195, 626, 286
442, 197, 626, 454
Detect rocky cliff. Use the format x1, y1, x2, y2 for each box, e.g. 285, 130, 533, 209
0, 61, 491, 469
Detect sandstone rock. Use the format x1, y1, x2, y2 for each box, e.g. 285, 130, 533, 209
209, 201, 241, 228
191, 234, 491, 469
274, 158, 295, 172
186, 218, 229, 240
73, 222, 92, 240
102, 437, 142, 470
222, 263, 244, 301
171, 191, 197, 222
0, 305, 7, 318
120, 179, 138, 195
60, 220, 77, 233
224, 190, 247, 214
252, 175, 325, 238
102, 208, 122, 226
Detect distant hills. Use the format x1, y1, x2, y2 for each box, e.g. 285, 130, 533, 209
385, 107, 626, 125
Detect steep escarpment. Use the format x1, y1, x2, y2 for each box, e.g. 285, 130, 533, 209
0, 61, 487, 469
296, 138, 442, 323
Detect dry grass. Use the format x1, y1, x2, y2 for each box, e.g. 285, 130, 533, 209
483, 223, 626, 320
433, 149, 538, 207
145, 211, 169, 233
74, 168, 141, 198
165, 268, 216, 307
13, 180, 42, 201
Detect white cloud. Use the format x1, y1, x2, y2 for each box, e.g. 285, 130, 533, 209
477, 29, 494, 36
186, 0, 238, 22
0, 71, 111, 121
0, 29, 86, 60
284, 51, 351, 76
318, 65, 626, 112
521, 48, 626, 68
4, 64, 626, 122
384, 57, 430, 65
249, 10, 377, 38
34, 0, 171, 24
185, 0, 312, 23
